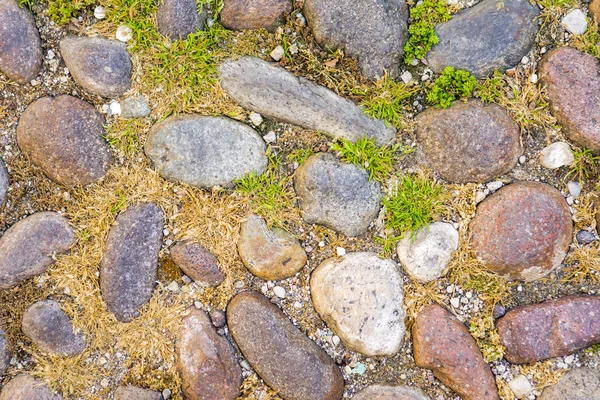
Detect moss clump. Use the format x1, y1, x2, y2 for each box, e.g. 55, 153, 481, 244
427, 66, 477, 108
403, 0, 451, 63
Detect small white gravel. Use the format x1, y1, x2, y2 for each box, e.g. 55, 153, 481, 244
273, 286, 286, 298
562, 9, 588, 35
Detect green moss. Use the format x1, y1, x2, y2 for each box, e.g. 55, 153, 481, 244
47, 0, 95, 24
403, 0, 451, 63
427, 66, 477, 108
475, 70, 505, 103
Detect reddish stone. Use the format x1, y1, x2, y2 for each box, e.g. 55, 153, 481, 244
413, 304, 499, 400
539, 47, 600, 153
469, 182, 572, 281
220, 0, 291, 32
497, 295, 600, 364
170, 242, 224, 287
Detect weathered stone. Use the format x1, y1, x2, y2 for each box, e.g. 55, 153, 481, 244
17, 95, 112, 186
469, 182, 572, 281
304, 0, 408, 80
562, 9, 588, 34
539, 142, 575, 169
539, 47, 600, 152
22, 300, 85, 356
221, 0, 291, 32
218, 57, 395, 145
497, 295, 600, 364
413, 304, 499, 400
227, 291, 344, 400
539, 367, 600, 400
311, 252, 405, 356
157, 0, 208, 40
238, 215, 307, 280
0, 158, 9, 207
294, 153, 381, 237
114, 386, 162, 400
177, 308, 242, 400
101, 203, 164, 322
397, 222, 458, 283
426, 0, 539, 78
353, 384, 430, 400
416, 100, 522, 183
60, 36, 132, 98
121, 94, 151, 119
591, 0, 600, 22
145, 115, 267, 189
0, 212, 75, 289
0, 330, 10, 376
577, 230, 596, 245
509, 375, 534, 399
0, 374, 62, 400
0, 0, 42, 84
170, 242, 224, 287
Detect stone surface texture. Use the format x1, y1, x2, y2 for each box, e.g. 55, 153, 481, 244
497, 295, 600, 364
0, 330, 10, 376
0, 158, 9, 207
114, 386, 161, 400
120, 94, 151, 118
227, 291, 344, 400
539, 367, 600, 400
218, 56, 395, 145
170, 242, 224, 286
17, 95, 112, 186
157, 0, 208, 40
221, 0, 291, 32
0, 374, 62, 400
353, 384, 431, 400
294, 153, 382, 237
539, 141, 575, 169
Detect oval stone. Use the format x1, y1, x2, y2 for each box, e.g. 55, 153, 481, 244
416, 100, 522, 183
311, 252, 405, 356
17, 95, 112, 186
170, 242, 225, 287
145, 115, 267, 189
227, 291, 344, 400
221, 0, 291, 32
426, 0, 539, 78
0, 212, 75, 289
0, 0, 42, 84
353, 384, 430, 400
469, 182, 572, 281
157, 0, 207, 40
100, 203, 164, 322
0, 374, 62, 400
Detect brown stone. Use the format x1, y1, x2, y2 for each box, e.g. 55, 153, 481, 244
227, 291, 344, 400
238, 215, 307, 280
539, 367, 600, 400
539, 47, 600, 153
353, 384, 430, 400
416, 100, 522, 183
413, 304, 499, 400
157, 0, 207, 40
170, 242, 224, 286
176, 308, 242, 400
591, 0, 600, 23
497, 295, 600, 364
220, 0, 291, 32
17, 95, 112, 186
0, 374, 62, 400
114, 386, 162, 400
469, 182, 572, 281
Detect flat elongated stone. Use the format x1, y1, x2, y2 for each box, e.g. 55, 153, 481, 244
227, 291, 344, 400
114, 386, 161, 400
238, 215, 307, 280
0, 158, 9, 207
469, 182, 572, 281
101, 203, 164, 322
157, 0, 207, 40
0, 374, 62, 400
0, 330, 10, 376
0, 212, 75, 289
61, 36, 132, 98
145, 115, 267, 189
416, 100, 522, 183
218, 57, 395, 145
311, 252, 405, 356
170, 242, 224, 286
413, 304, 499, 400
304, 0, 408, 80
22, 300, 85, 356
353, 384, 430, 400
539, 47, 600, 153
427, 0, 539, 78
294, 153, 382, 237
221, 0, 291, 32
177, 308, 242, 400
497, 295, 600, 364
17, 95, 112, 186
539, 367, 600, 400
0, 0, 42, 84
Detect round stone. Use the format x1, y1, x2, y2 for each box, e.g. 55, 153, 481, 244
221, 0, 292, 32
416, 100, 522, 183
353, 384, 430, 400
470, 181, 572, 281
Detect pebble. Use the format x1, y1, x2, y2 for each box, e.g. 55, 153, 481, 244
530, 73, 538, 83
576, 229, 596, 245
0, 374, 62, 400
0, 158, 9, 209
400, 71, 413, 84
262, 131, 276, 143
539, 142, 574, 169
209, 309, 226, 328
568, 181, 581, 197
170, 241, 225, 287
94, 5, 106, 19
273, 286, 286, 298
116, 25, 133, 42
336, 247, 346, 256
539, 367, 600, 399
157, 0, 207, 40
353, 384, 430, 400
121, 94, 151, 119
270, 45, 285, 61
220, 0, 291, 32
509, 375, 534, 399
561, 9, 588, 34
493, 303, 506, 319
249, 112, 263, 126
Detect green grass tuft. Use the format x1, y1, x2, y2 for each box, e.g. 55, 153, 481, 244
403, 0, 451, 63
567, 147, 600, 181
287, 148, 315, 166
427, 66, 477, 109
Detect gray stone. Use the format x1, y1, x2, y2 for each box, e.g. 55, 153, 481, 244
17, 95, 112, 186
157, 0, 207, 40
0, 0, 42, 84
145, 115, 267, 189
0, 330, 10, 377
294, 153, 381, 237
60, 36, 132, 98
426, 0, 539, 78
539, 142, 575, 169
0, 212, 75, 289
100, 203, 164, 322
396, 222, 459, 283
218, 56, 395, 145
227, 291, 344, 400
0, 374, 62, 400
539, 367, 600, 400
304, 0, 408, 80
21, 300, 85, 356
114, 386, 162, 400
121, 94, 151, 118
311, 252, 405, 356
0, 157, 9, 207
353, 384, 431, 400
577, 230, 596, 245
